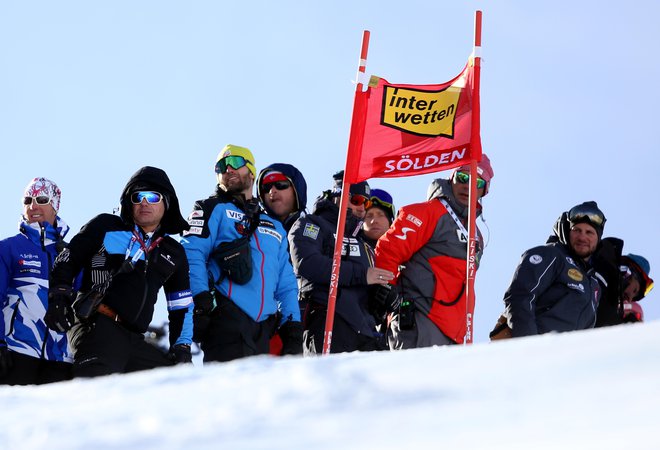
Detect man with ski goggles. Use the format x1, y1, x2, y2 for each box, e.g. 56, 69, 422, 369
181, 145, 303, 361
493, 201, 606, 339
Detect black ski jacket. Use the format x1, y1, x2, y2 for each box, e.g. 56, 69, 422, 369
503, 241, 601, 337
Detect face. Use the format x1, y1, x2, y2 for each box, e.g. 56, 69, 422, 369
132, 196, 165, 232
451, 170, 485, 207
363, 207, 390, 241
262, 181, 296, 222
23, 197, 57, 226
622, 275, 641, 302
218, 165, 254, 198
347, 196, 366, 219
568, 223, 599, 259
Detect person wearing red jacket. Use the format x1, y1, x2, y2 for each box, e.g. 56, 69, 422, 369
375, 155, 494, 349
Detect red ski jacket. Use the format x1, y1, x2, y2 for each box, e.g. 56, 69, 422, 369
375, 190, 483, 343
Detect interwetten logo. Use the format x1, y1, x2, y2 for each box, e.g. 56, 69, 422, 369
381, 85, 462, 137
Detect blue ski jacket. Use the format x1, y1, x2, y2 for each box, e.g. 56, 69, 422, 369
0, 218, 73, 362
181, 189, 300, 325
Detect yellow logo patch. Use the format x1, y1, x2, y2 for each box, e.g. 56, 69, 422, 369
568, 268, 583, 282
382, 86, 461, 137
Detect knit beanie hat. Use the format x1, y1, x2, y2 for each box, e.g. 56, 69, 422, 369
216, 144, 257, 178
23, 177, 61, 212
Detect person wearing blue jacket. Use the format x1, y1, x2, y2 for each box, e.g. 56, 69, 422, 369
0, 177, 73, 385
181, 145, 302, 362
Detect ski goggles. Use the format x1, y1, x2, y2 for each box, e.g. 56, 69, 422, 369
130, 191, 163, 205
349, 194, 372, 208
623, 262, 655, 299
370, 195, 395, 217
215, 155, 250, 174
23, 195, 52, 206
261, 180, 291, 192
454, 171, 487, 190
567, 204, 606, 227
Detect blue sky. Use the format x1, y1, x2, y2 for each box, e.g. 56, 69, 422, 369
1, 1, 658, 342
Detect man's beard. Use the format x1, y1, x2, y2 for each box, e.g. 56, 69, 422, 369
222, 173, 251, 194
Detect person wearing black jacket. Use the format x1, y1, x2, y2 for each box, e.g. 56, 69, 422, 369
497, 201, 606, 338
44, 166, 194, 377
593, 240, 654, 327
288, 171, 393, 354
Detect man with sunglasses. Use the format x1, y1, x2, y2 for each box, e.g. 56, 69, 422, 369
44, 166, 194, 377
375, 155, 494, 349
493, 201, 607, 339
181, 145, 303, 361
256, 163, 308, 233
288, 170, 394, 354
0, 178, 74, 385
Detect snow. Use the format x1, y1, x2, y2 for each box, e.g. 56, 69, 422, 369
2, 321, 658, 450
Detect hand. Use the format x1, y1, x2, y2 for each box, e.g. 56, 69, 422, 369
369, 284, 399, 320
44, 287, 75, 333
278, 321, 303, 356
366, 267, 394, 286
167, 344, 192, 364
192, 291, 215, 343
0, 342, 13, 378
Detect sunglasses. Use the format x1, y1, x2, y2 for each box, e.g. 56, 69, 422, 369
23, 196, 51, 206
350, 194, 372, 208
215, 155, 249, 174
130, 191, 163, 205
454, 171, 486, 190
262, 180, 291, 192
568, 204, 606, 227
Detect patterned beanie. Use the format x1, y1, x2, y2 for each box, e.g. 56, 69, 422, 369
23, 177, 61, 212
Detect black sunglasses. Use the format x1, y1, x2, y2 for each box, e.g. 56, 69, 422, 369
262, 180, 291, 192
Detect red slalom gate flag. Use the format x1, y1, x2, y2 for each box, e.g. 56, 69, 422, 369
344, 59, 480, 184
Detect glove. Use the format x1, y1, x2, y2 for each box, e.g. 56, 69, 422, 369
44, 287, 75, 333
0, 341, 13, 378
369, 284, 399, 320
167, 344, 192, 364
192, 291, 215, 343
278, 321, 303, 356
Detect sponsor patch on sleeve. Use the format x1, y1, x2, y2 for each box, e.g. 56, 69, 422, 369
567, 268, 583, 281
529, 254, 543, 264
303, 223, 320, 240
183, 226, 203, 236
406, 214, 422, 227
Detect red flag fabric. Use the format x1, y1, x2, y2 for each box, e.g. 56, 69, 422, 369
345, 60, 480, 184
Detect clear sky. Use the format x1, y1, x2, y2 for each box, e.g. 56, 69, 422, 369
1, 1, 658, 342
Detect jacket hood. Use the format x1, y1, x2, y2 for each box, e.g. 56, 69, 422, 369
120, 166, 189, 235
426, 178, 481, 219
256, 163, 308, 215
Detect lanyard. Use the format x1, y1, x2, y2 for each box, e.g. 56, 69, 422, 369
125, 227, 163, 264
439, 198, 479, 244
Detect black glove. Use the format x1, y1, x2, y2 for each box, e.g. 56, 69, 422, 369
369, 284, 399, 320
44, 287, 75, 333
167, 344, 192, 364
278, 321, 303, 356
192, 291, 215, 343
0, 341, 13, 378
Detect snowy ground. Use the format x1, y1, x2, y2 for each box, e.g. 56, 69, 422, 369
1, 320, 658, 450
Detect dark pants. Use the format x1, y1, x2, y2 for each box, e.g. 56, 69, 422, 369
201, 297, 279, 363
303, 305, 378, 355
69, 315, 173, 378
0, 351, 72, 385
